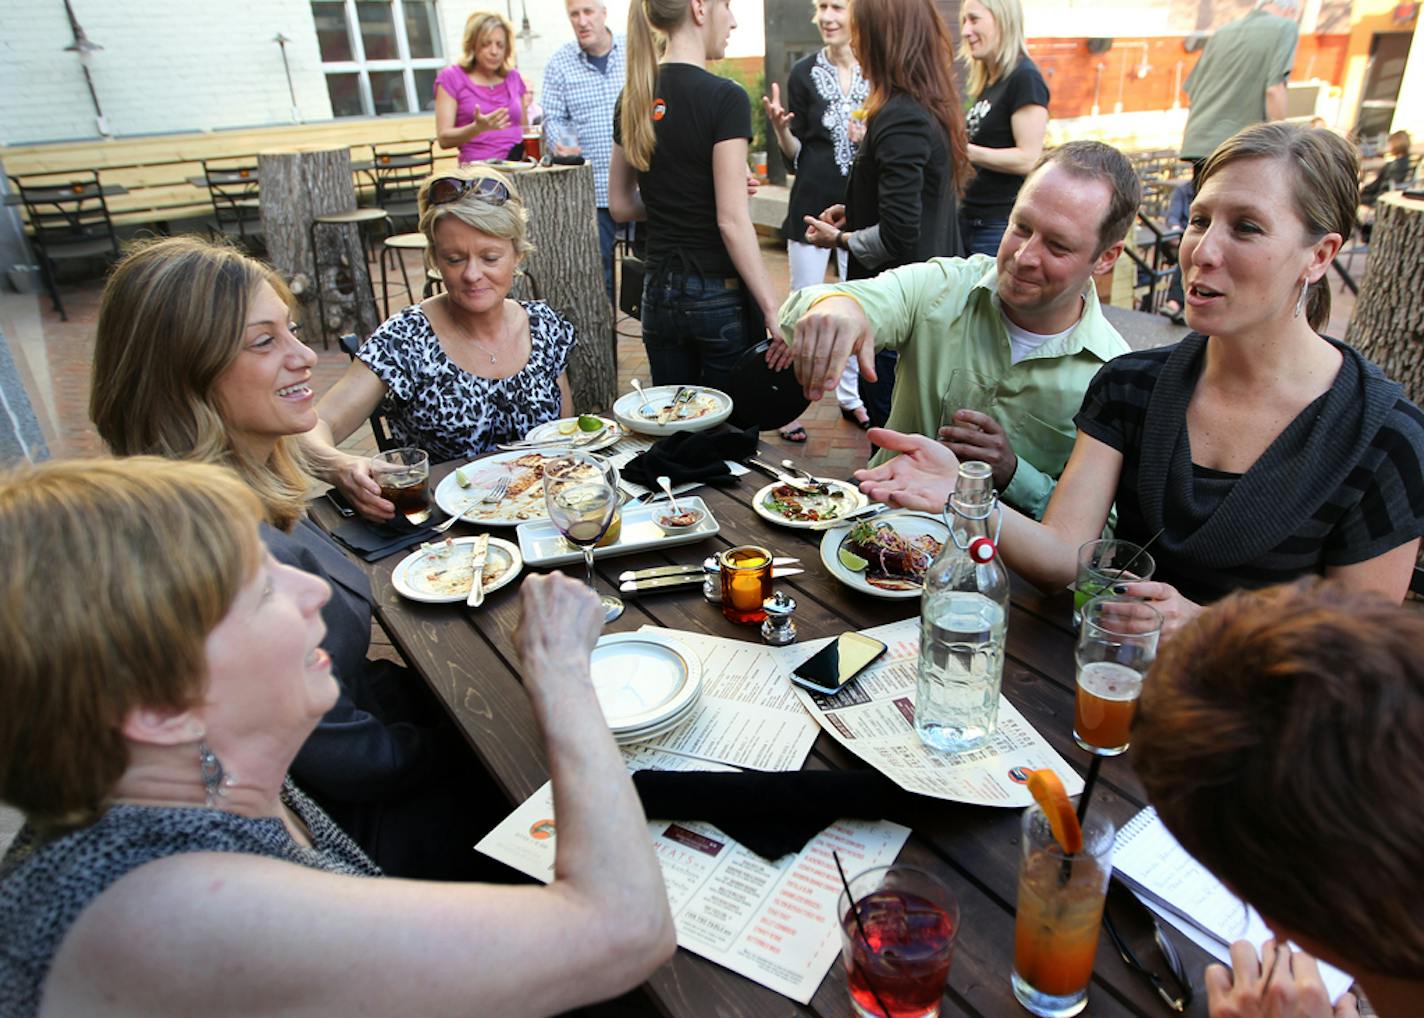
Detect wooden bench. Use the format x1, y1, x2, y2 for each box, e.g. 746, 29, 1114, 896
1, 115, 460, 234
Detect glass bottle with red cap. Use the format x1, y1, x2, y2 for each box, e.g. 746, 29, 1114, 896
915, 460, 1009, 753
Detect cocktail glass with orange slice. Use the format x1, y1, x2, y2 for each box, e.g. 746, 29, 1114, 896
1012, 770, 1114, 1018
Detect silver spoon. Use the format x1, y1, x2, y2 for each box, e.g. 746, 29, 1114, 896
657, 474, 681, 514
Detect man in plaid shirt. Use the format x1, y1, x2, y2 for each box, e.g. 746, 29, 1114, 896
542, 0, 627, 298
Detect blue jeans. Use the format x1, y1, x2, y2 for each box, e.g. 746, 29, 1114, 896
962, 215, 1010, 257
597, 208, 632, 302
641, 272, 758, 393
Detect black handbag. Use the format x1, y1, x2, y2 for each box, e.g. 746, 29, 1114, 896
619, 254, 644, 319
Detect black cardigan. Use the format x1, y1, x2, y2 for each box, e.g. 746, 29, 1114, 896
845, 93, 963, 279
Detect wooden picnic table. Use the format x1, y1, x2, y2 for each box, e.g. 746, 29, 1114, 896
309, 446, 1218, 1017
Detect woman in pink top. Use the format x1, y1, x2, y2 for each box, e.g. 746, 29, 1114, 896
435, 11, 531, 164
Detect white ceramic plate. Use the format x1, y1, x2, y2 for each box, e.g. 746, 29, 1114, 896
590, 632, 703, 734
612, 385, 733, 437
521, 415, 623, 453
516, 496, 718, 567
613, 696, 701, 745
434, 451, 606, 527
390, 536, 522, 604
752, 479, 868, 530
818, 513, 950, 601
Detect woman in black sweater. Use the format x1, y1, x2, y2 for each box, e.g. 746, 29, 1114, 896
801, 0, 972, 429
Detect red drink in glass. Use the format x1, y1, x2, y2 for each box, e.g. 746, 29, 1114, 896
842, 887, 956, 1018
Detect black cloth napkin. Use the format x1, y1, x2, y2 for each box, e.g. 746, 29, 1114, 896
330, 516, 437, 562
632, 768, 916, 860
621, 426, 759, 489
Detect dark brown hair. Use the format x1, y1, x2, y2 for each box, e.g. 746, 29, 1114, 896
850, 0, 972, 197
1198, 121, 1357, 333
1133, 579, 1424, 978
1032, 141, 1141, 255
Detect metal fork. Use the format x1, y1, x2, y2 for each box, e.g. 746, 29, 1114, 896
429, 497, 478, 534
481, 476, 509, 503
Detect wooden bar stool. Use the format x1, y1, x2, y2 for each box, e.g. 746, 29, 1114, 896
380, 232, 428, 317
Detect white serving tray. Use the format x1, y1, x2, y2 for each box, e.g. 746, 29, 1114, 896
516, 496, 719, 567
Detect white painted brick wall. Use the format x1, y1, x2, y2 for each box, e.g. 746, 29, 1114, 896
0, 0, 764, 146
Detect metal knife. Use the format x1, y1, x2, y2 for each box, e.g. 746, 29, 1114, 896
808, 503, 895, 531
465, 533, 491, 608
745, 458, 824, 495
619, 567, 805, 594
618, 557, 800, 582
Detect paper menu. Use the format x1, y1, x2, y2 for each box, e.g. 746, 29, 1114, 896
475, 746, 911, 1004
633, 626, 823, 772
790, 618, 1084, 806
1114, 807, 1355, 1003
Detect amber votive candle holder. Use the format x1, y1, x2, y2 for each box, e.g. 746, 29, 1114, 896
719, 545, 773, 623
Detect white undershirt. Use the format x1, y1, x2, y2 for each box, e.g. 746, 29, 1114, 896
1001, 310, 1075, 365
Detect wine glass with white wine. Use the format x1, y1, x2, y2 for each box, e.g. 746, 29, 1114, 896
543, 452, 624, 622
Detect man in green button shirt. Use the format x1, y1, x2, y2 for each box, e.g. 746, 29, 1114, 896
774, 141, 1138, 520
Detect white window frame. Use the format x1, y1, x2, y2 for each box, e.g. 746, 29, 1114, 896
314, 0, 446, 117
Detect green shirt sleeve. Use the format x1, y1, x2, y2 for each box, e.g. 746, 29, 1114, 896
1002, 452, 1056, 521
776, 256, 989, 353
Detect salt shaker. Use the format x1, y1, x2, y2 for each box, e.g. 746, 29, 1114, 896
702, 556, 722, 604
760, 591, 797, 645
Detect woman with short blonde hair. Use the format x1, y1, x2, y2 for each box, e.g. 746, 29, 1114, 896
958, 0, 1049, 256
435, 11, 533, 163
0, 457, 675, 1017
303, 167, 576, 520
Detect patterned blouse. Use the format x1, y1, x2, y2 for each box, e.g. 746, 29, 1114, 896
358, 300, 576, 462
780, 48, 870, 241
0, 781, 378, 1017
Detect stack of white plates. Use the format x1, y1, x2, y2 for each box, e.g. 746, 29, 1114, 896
589, 632, 703, 744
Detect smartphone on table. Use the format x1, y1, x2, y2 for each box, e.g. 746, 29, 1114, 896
790, 632, 888, 695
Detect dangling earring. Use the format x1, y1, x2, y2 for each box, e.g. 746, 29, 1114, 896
1293, 278, 1309, 319
198, 741, 232, 807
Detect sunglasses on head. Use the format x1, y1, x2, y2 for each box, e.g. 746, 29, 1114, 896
428, 176, 511, 207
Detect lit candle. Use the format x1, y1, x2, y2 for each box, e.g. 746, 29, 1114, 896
720, 546, 773, 624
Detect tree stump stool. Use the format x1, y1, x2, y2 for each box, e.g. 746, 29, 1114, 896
1349, 191, 1424, 403
503, 162, 616, 411
258, 146, 380, 347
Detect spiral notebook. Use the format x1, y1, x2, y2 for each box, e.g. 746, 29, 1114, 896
1114, 807, 1353, 1001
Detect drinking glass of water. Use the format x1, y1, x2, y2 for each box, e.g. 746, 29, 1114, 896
937, 368, 1000, 438
543, 452, 623, 623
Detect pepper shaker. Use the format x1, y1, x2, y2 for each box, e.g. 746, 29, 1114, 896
760, 591, 797, 645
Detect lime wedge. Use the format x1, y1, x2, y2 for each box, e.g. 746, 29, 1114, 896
557, 419, 578, 435
454, 467, 471, 488
838, 547, 869, 572
577, 414, 605, 433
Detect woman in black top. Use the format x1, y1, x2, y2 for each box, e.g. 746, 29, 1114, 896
958, 0, 1049, 257
858, 123, 1424, 636
609, 0, 782, 394
801, 0, 972, 430
763, 0, 871, 432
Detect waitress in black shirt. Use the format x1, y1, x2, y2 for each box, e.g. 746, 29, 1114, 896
959, 0, 1049, 256
609, 0, 782, 393
763, 0, 871, 433
801, 0, 972, 430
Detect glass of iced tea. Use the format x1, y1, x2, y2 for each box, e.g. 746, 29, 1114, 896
719, 546, 773, 624
1073, 597, 1162, 756
372, 447, 430, 525
838, 864, 958, 1018
1073, 539, 1155, 629
522, 127, 543, 162
1012, 805, 1115, 1018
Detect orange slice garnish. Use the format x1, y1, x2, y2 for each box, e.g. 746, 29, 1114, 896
1026, 769, 1083, 854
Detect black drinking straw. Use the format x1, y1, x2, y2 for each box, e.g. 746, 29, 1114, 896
833, 850, 896, 1018
1106, 527, 1166, 587
1076, 755, 1103, 822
